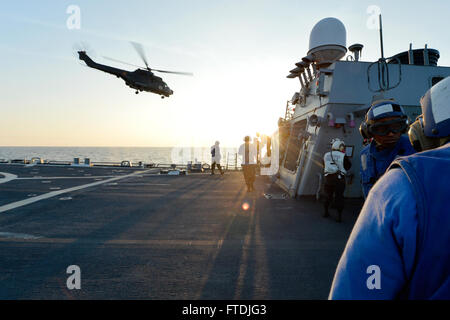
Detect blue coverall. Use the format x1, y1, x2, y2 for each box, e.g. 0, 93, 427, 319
330, 143, 450, 299
360, 135, 415, 198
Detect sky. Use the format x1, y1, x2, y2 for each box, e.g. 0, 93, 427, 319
1, 0, 449, 147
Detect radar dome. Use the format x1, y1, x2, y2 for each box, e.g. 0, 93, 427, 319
308, 17, 347, 64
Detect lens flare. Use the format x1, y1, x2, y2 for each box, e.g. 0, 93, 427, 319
242, 202, 250, 211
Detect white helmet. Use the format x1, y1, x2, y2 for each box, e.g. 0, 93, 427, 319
331, 138, 345, 151
408, 76, 450, 151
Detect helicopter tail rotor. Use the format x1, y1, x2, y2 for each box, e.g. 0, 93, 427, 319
73, 42, 97, 66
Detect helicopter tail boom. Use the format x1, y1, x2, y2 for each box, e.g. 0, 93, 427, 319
78, 51, 96, 67
78, 51, 127, 78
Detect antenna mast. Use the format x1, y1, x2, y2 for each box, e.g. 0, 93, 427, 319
367, 14, 402, 93
379, 14, 384, 59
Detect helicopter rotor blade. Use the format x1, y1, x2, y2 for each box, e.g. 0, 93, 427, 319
103, 56, 144, 69
152, 69, 194, 76
130, 41, 150, 70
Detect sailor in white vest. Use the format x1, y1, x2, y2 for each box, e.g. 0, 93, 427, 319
322, 138, 352, 222
210, 141, 224, 175
238, 136, 257, 191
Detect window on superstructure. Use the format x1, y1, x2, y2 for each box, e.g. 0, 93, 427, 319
431, 76, 444, 87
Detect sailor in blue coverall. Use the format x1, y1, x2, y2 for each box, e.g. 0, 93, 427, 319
329, 76, 450, 299
359, 101, 416, 198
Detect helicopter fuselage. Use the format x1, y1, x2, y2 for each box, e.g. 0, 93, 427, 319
78, 51, 173, 97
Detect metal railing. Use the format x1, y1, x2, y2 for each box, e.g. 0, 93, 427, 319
0, 158, 244, 171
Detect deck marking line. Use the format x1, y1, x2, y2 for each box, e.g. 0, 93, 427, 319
0, 172, 18, 184
17, 175, 117, 180
0, 169, 154, 214
0, 232, 41, 240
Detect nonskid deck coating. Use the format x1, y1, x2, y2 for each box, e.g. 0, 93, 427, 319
0, 164, 363, 299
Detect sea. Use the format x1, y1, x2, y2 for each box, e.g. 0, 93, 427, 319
0, 146, 240, 166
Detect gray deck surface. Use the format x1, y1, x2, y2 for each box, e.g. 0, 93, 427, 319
0, 164, 363, 299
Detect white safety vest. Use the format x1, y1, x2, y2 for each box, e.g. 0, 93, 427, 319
238, 142, 257, 165
211, 144, 221, 163
323, 151, 346, 176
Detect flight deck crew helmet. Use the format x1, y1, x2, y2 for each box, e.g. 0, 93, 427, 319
359, 100, 408, 139
331, 138, 345, 151
409, 76, 450, 152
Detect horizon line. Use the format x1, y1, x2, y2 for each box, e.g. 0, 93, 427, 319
0, 145, 239, 148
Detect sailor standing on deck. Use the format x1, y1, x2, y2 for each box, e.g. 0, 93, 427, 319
322, 138, 352, 222
238, 136, 257, 192
359, 100, 416, 198
210, 141, 224, 175
329, 76, 450, 299
253, 135, 261, 175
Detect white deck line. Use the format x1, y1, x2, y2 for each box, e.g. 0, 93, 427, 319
0, 169, 153, 214
0, 173, 18, 184
16, 176, 117, 180
0, 232, 41, 240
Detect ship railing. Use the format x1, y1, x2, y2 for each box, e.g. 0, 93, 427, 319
226, 152, 241, 171
0, 158, 246, 171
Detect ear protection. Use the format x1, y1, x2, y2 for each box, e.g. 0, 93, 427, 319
408, 116, 449, 152
359, 101, 408, 139
359, 121, 370, 140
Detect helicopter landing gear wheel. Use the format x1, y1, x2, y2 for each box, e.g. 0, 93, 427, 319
161, 96, 165, 99
135, 91, 139, 94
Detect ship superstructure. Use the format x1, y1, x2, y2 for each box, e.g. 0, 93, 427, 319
275, 17, 450, 198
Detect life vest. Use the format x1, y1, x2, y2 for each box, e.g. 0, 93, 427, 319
323, 150, 346, 177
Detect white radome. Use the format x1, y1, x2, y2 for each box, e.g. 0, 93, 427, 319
308, 17, 347, 63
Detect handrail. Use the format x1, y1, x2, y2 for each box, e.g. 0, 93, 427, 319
0, 158, 243, 170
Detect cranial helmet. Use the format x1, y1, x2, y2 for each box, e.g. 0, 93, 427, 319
409, 76, 450, 151
331, 138, 345, 151
359, 100, 408, 139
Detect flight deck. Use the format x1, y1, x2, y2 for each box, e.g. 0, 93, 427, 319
0, 164, 362, 299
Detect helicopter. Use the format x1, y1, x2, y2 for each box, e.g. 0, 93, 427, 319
78, 42, 193, 98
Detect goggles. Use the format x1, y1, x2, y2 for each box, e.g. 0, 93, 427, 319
369, 119, 407, 136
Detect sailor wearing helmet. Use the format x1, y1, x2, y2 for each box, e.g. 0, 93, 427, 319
359, 100, 416, 198
330, 76, 450, 299
322, 138, 352, 222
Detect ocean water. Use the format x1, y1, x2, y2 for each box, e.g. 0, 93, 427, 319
0, 146, 240, 166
